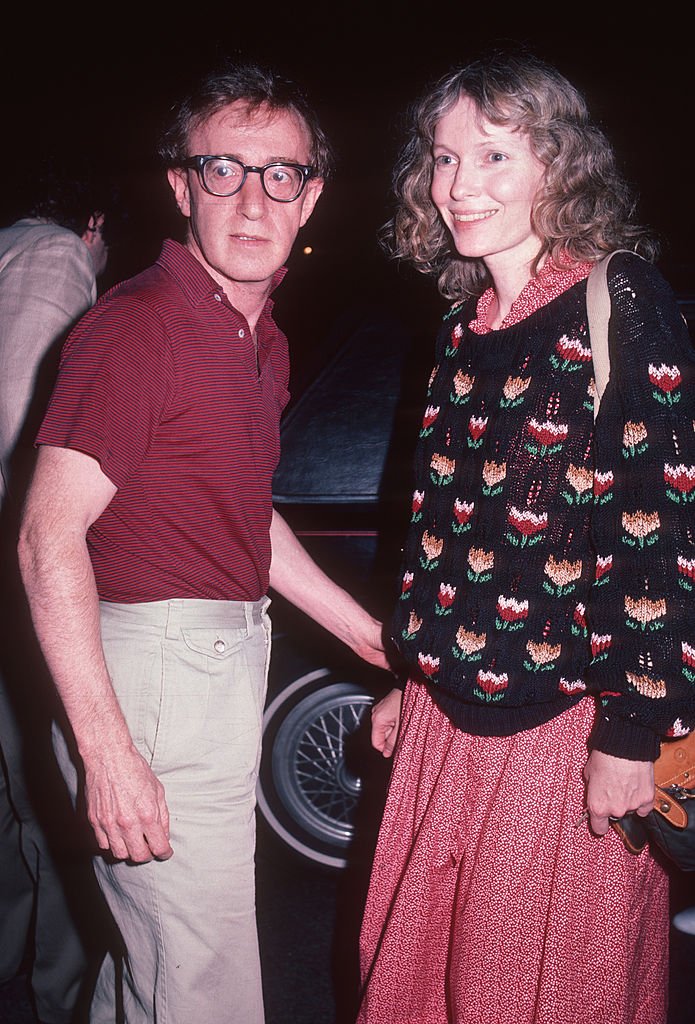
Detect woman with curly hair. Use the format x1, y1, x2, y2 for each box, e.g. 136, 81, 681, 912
357, 52, 695, 1024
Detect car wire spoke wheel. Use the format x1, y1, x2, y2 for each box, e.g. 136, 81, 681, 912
258, 670, 374, 869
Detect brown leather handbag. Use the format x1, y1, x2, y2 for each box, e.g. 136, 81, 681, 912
610, 731, 695, 870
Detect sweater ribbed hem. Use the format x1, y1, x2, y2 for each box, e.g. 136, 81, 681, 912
428, 687, 583, 738
589, 714, 661, 762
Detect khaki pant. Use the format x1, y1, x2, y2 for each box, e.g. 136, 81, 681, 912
55, 597, 272, 1024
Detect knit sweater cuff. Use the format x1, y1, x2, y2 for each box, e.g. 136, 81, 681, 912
589, 713, 661, 762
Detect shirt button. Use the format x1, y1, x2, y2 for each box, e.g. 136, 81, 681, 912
213, 639, 226, 654
214, 293, 222, 302
238, 329, 245, 338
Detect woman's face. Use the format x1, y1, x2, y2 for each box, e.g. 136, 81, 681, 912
430, 95, 546, 275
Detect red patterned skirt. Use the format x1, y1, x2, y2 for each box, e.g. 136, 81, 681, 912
357, 682, 669, 1024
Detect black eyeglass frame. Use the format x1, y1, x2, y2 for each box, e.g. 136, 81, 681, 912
182, 155, 317, 202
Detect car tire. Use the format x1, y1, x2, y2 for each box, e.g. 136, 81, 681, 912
257, 669, 374, 870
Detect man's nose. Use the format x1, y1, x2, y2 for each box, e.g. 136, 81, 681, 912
236, 171, 268, 216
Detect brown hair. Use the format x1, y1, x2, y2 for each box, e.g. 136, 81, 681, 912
159, 60, 334, 181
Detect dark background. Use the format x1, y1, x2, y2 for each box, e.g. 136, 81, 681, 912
2, 9, 692, 385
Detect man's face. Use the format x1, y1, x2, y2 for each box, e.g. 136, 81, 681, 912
168, 101, 323, 308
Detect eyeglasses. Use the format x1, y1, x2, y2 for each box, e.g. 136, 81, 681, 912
182, 155, 316, 202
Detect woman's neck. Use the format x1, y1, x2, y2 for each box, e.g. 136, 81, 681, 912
484, 245, 543, 330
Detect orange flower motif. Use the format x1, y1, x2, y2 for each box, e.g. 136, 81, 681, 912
544, 555, 583, 587
482, 460, 507, 488
421, 530, 444, 563
452, 370, 475, 399
404, 610, 422, 637
623, 421, 648, 448
454, 627, 487, 655
502, 375, 531, 401
431, 453, 456, 479
526, 640, 562, 666
626, 671, 667, 699
565, 464, 594, 495
624, 595, 667, 626
622, 510, 661, 542
468, 547, 494, 575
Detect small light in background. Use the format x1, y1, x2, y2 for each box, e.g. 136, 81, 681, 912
302, 246, 313, 256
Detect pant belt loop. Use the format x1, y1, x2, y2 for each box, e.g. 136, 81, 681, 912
165, 599, 183, 639
244, 601, 254, 633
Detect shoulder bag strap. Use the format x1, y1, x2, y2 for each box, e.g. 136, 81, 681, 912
586, 253, 616, 421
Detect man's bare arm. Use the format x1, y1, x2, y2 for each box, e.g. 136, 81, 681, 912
18, 445, 173, 862
269, 508, 389, 671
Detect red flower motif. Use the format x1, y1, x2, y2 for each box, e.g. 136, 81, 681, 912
507, 506, 548, 537
401, 571, 414, 595
554, 336, 592, 363
528, 419, 568, 447
594, 555, 613, 581
591, 633, 612, 658
421, 405, 440, 431
418, 653, 440, 677
453, 498, 474, 526
573, 602, 587, 630
678, 557, 695, 582
468, 415, 488, 441
476, 669, 509, 695
496, 595, 528, 622
559, 677, 586, 695
664, 463, 695, 494
412, 490, 424, 515
649, 363, 682, 392
593, 470, 614, 498
682, 641, 695, 669
437, 583, 457, 609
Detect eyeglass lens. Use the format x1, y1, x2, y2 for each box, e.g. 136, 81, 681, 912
201, 158, 305, 200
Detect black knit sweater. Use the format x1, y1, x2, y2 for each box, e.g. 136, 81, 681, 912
391, 252, 695, 760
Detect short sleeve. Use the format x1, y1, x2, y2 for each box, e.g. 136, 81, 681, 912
37, 295, 174, 489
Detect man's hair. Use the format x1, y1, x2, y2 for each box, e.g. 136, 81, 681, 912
159, 60, 334, 180
382, 51, 656, 302
15, 157, 119, 240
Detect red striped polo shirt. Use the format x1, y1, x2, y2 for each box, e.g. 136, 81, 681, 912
36, 240, 290, 602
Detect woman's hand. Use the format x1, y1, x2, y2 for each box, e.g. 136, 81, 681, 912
583, 750, 655, 835
371, 687, 403, 758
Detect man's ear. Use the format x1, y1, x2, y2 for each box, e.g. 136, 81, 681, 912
167, 168, 191, 218
299, 177, 324, 228
81, 211, 105, 247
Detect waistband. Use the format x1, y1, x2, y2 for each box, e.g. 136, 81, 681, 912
99, 597, 270, 638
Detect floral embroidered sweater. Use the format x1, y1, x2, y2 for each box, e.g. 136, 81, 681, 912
391, 252, 695, 761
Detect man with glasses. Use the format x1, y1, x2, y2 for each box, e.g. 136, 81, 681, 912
18, 63, 387, 1024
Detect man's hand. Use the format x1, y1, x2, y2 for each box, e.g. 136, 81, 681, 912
351, 617, 390, 671
583, 749, 655, 836
371, 687, 403, 758
269, 510, 392, 671
84, 746, 173, 863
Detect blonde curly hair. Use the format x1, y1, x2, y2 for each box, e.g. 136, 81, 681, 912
382, 52, 656, 301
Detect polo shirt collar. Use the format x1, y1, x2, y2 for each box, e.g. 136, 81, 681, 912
157, 238, 287, 314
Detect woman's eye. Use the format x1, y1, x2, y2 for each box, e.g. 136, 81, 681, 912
488, 152, 507, 163
434, 154, 455, 167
